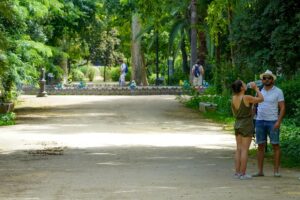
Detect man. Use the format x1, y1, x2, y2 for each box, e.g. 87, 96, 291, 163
192, 59, 204, 87
119, 59, 127, 87
254, 69, 285, 177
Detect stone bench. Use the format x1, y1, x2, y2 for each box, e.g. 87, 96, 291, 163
199, 102, 217, 112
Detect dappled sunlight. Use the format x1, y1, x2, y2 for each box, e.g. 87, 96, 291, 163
17, 112, 117, 118
96, 162, 126, 166
113, 186, 177, 194
0, 132, 235, 153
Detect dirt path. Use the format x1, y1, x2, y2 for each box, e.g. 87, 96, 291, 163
0, 95, 299, 200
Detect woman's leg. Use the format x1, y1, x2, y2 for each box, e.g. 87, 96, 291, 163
235, 134, 242, 174
240, 136, 252, 175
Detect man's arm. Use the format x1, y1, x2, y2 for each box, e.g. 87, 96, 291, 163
275, 101, 285, 129
200, 65, 204, 75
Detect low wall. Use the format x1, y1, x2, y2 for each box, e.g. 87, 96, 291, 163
22, 85, 183, 95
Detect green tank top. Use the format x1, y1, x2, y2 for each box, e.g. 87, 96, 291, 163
232, 97, 254, 137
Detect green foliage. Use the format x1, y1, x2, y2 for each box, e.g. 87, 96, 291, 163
231, 0, 300, 76
86, 66, 98, 82
70, 68, 85, 82
148, 73, 166, 85
279, 74, 300, 125
280, 120, 300, 166
184, 86, 232, 117
47, 64, 64, 84
0, 112, 16, 126
167, 67, 189, 86
110, 66, 131, 82
110, 67, 120, 82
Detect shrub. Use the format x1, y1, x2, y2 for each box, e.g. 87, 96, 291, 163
70, 68, 85, 82
184, 85, 232, 117
167, 70, 189, 86
280, 120, 300, 166
279, 74, 300, 125
111, 67, 120, 82
111, 67, 131, 82
86, 66, 98, 82
98, 66, 112, 81
0, 112, 16, 126
79, 65, 89, 76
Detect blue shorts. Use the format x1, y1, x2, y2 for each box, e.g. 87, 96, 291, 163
255, 120, 280, 144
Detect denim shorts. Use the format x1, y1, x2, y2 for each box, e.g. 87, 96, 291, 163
255, 120, 280, 144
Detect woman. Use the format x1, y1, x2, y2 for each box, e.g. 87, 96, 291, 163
231, 80, 264, 180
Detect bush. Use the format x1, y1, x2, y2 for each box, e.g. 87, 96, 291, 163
70, 68, 85, 82
98, 66, 112, 81
79, 65, 89, 76
167, 70, 189, 86
86, 66, 98, 82
148, 73, 165, 85
111, 67, 131, 82
111, 67, 120, 82
184, 85, 232, 117
279, 74, 300, 125
280, 120, 300, 166
0, 112, 16, 126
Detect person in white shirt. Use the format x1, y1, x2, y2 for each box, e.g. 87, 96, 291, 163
253, 70, 285, 178
119, 59, 127, 86
192, 59, 204, 87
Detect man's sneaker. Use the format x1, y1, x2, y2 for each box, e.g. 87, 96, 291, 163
240, 174, 252, 180
274, 172, 281, 177
252, 172, 264, 177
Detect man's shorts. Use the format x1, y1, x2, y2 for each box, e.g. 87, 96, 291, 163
193, 76, 203, 86
255, 120, 280, 144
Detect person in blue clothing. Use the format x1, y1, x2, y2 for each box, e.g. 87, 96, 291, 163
253, 70, 285, 178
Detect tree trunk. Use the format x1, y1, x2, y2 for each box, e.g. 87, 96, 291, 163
155, 30, 159, 85
190, 0, 198, 83
227, 0, 235, 67
198, 31, 207, 64
59, 54, 68, 84
131, 14, 148, 86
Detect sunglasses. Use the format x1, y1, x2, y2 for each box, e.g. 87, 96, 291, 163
262, 76, 273, 80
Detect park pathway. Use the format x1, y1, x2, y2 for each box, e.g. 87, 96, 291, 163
0, 95, 299, 200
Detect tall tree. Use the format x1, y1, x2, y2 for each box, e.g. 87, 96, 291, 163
190, 0, 198, 82
131, 13, 147, 85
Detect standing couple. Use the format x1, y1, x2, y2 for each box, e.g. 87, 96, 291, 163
231, 70, 285, 180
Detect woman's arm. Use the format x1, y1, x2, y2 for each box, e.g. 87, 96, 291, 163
245, 87, 264, 104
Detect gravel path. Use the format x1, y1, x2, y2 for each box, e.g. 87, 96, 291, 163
0, 95, 299, 200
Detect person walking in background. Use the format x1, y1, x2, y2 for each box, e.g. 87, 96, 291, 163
192, 59, 204, 88
253, 70, 285, 177
231, 80, 264, 180
119, 59, 127, 86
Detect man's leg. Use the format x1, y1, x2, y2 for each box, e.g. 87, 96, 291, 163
257, 143, 265, 175
272, 144, 281, 174
269, 121, 281, 175
255, 120, 266, 176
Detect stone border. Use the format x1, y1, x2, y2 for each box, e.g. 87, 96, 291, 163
22, 85, 183, 95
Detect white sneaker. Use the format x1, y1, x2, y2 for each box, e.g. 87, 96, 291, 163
274, 172, 281, 177
240, 174, 252, 180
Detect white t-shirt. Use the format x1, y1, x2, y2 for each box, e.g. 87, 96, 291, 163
256, 86, 284, 121
120, 63, 126, 74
